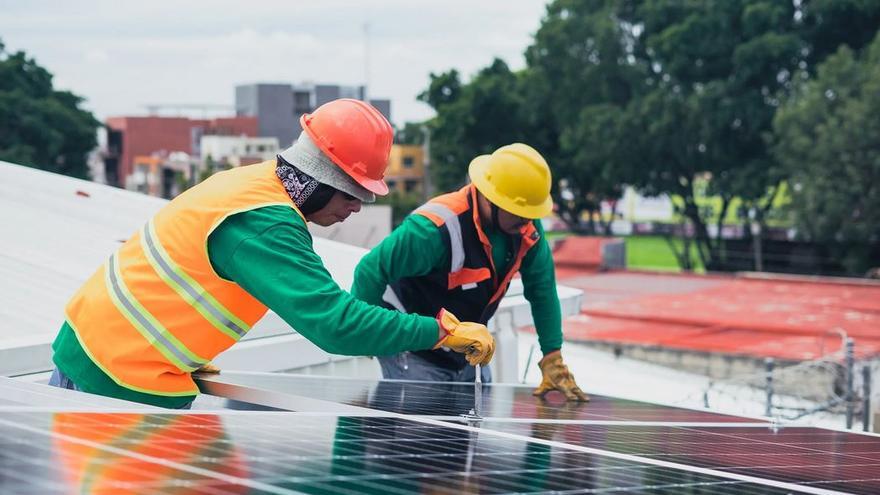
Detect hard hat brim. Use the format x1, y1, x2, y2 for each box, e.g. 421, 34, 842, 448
357, 176, 390, 196
468, 156, 553, 219
300, 115, 390, 196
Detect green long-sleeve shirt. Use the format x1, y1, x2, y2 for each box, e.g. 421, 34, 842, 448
351, 214, 563, 356
53, 205, 439, 408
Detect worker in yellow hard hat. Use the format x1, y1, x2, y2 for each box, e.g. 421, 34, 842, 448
352, 143, 587, 401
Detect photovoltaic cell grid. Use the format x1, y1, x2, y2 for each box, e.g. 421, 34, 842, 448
198, 372, 762, 423
483, 423, 880, 494
0, 411, 800, 495
192, 372, 880, 494
3, 373, 877, 493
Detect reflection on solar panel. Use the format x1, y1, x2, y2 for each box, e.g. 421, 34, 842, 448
1, 411, 802, 494
192, 372, 880, 494
0, 376, 147, 410
198, 372, 762, 423
481, 423, 880, 494
2, 372, 877, 494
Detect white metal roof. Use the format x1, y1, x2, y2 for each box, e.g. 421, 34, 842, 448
0, 161, 370, 372
0, 161, 581, 379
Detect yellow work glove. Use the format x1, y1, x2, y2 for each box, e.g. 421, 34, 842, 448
433, 309, 495, 366
532, 350, 589, 402
194, 362, 221, 374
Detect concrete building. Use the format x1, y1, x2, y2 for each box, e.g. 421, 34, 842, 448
129, 151, 196, 199
200, 135, 280, 168
236, 83, 391, 147
386, 144, 425, 195
104, 116, 257, 189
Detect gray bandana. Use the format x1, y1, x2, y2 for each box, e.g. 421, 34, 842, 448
275, 160, 319, 207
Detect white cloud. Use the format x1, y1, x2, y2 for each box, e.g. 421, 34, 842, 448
0, 0, 548, 125
83, 49, 109, 63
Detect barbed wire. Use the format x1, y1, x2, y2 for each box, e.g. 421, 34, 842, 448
695, 343, 877, 428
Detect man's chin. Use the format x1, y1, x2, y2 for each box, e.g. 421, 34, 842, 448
314, 216, 347, 227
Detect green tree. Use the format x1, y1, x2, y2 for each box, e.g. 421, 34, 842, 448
524, 0, 643, 233
0, 38, 100, 179
799, 0, 880, 67
415, 0, 880, 268
616, 0, 803, 269
418, 59, 531, 193
394, 122, 426, 145
773, 33, 880, 274
619, 0, 880, 270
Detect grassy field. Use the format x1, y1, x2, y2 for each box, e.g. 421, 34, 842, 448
549, 231, 705, 272
625, 235, 704, 272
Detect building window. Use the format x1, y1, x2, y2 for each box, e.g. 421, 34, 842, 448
402, 156, 415, 168
387, 180, 397, 190
404, 179, 419, 193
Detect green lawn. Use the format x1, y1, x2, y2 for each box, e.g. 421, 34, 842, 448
625, 235, 705, 272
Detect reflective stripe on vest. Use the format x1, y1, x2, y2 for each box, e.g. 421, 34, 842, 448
65, 160, 299, 396
415, 202, 465, 271
105, 253, 207, 372
141, 219, 249, 340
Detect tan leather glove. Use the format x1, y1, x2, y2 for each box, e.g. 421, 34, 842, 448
433, 309, 495, 366
194, 362, 221, 374
532, 350, 589, 401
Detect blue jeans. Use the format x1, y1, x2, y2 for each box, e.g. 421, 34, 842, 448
48, 367, 193, 409
48, 367, 81, 391
378, 352, 492, 383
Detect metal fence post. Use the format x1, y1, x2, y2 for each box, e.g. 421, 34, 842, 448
765, 358, 775, 418
864, 364, 872, 432
845, 338, 855, 429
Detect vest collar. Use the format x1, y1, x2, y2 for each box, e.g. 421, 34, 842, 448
467, 184, 540, 283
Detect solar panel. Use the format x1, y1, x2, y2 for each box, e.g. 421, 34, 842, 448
0, 410, 805, 495
196, 371, 764, 423
3, 372, 874, 493
479, 422, 880, 494
189, 372, 880, 493
0, 376, 149, 410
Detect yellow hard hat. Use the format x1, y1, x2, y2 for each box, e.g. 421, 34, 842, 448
468, 143, 553, 219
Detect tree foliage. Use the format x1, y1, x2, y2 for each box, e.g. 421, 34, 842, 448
773, 33, 880, 273
524, 0, 641, 233
418, 59, 531, 193
0, 38, 100, 179
413, 0, 880, 272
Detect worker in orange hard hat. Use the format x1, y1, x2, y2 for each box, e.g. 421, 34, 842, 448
352, 143, 587, 401
48, 99, 495, 408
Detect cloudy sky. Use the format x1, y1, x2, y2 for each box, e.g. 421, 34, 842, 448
0, 0, 548, 126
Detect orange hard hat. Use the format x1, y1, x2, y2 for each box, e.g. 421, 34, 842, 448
300, 98, 393, 195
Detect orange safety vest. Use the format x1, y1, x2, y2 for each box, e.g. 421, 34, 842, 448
383, 184, 540, 370
66, 160, 304, 396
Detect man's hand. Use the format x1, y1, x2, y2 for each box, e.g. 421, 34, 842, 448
194, 362, 221, 374
532, 350, 589, 401
434, 309, 495, 366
